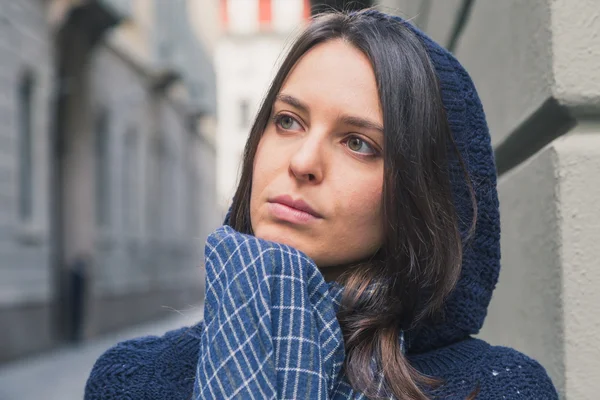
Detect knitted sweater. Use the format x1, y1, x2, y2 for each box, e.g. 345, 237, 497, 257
85, 324, 557, 399
85, 11, 558, 400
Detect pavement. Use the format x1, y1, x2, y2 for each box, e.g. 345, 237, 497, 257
0, 305, 204, 400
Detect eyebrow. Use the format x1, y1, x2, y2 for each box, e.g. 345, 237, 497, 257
340, 115, 384, 134
275, 93, 384, 134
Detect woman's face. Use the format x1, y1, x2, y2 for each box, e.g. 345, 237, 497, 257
250, 39, 384, 268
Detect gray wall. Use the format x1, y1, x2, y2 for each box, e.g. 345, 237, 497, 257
0, 0, 219, 363
0, 0, 57, 361
85, 45, 215, 337
379, 1, 600, 398
153, 0, 217, 115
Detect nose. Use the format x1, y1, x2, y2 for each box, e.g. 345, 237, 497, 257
289, 131, 325, 184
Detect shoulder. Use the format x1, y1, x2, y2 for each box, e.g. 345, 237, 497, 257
84, 323, 203, 400
474, 340, 558, 399
411, 338, 559, 399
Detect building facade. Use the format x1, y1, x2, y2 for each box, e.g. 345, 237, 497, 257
378, 1, 600, 398
0, 0, 220, 363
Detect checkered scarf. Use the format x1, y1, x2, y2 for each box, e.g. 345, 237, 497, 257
193, 226, 403, 399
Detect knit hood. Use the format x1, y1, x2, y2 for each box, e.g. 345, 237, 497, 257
225, 10, 500, 355
381, 11, 501, 353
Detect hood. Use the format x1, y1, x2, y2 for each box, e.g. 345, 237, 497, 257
377, 11, 500, 353
224, 10, 500, 355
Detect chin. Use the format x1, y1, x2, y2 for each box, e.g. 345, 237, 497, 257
255, 224, 299, 246
254, 224, 314, 255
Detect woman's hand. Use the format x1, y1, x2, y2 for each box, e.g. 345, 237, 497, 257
195, 225, 346, 399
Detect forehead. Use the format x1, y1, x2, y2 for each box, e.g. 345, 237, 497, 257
279, 39, 382, 121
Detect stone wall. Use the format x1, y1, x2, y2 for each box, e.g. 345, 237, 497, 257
84, 45, 216, 337
0, 0, 219, 363
0, 0, 57, 362
378, 1, 600, 398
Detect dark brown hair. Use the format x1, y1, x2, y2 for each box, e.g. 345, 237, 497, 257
228, 10, 477, 400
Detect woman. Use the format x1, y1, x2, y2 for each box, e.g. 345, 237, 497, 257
85, 10, 558, 399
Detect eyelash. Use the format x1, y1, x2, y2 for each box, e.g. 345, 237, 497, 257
272, 113, 381, 158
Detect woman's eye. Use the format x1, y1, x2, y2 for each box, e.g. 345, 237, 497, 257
275, 115, 301, 131
346, 136, 376, 155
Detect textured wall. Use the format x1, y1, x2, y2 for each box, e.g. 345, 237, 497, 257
0, 0, 219, 362
0, 0, 53, 303
152, 0, 216, 115
481, 127, 600, 398
0, 0, 55, 361
452, 0, 555, 147
481, 143, 565, 394
379, 0, 600, 398
550, 0, 600, 113
555, 127, 600, 400
86, 44, 217, 336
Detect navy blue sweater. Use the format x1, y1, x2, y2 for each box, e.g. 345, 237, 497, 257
85, 11, 558, 400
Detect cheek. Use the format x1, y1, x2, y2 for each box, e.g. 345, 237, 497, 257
250, 141, 268, 212
251, 144, 267, 198
339, 174, 383, 214
332, 173, 384, 242
348, 180, 383, 226
252, 130, 281, 183
250, 133, 282, 223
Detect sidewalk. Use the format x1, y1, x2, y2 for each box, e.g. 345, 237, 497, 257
0, 305, 204, 400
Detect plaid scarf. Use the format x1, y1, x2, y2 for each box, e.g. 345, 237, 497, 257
193, 226, 403, 399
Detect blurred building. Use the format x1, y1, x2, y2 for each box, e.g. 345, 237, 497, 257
0, 0, 220, 363
379, 0, 600, 398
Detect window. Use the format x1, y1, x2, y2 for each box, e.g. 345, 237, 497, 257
272, 0, 303, 32
226, 0, 260, 34
187, 165, 200, 236
122, 128, 139, 235
94, 109, 111, 228
239, 99, 250, 129
158, 138, 178, 238
18, 71, 34, 222
146, 136, 161, 234
310, 0, 372, 15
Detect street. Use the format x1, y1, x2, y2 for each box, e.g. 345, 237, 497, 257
0, 305, 204, 400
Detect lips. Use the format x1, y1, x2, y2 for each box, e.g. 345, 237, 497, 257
268, 195, 323, 219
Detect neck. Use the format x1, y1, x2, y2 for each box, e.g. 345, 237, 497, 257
320, 265, 347, 282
